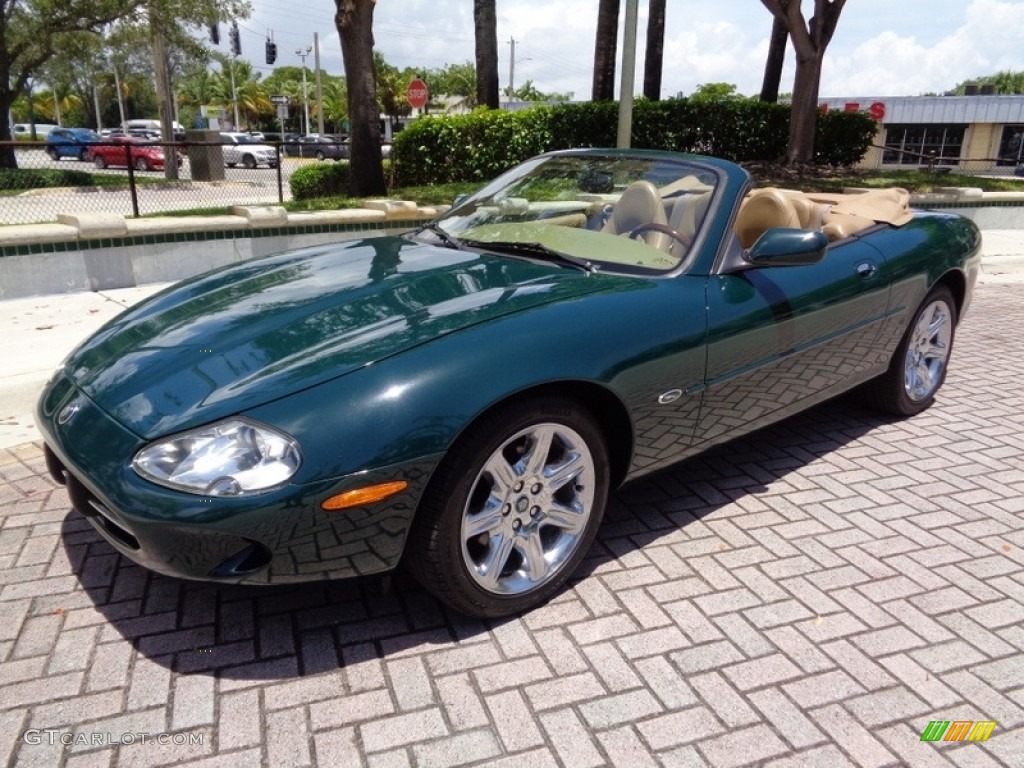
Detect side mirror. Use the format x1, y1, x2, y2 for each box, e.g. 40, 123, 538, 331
746, 228, 828, 267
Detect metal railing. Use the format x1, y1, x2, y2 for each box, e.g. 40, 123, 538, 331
0, 139, 350, 226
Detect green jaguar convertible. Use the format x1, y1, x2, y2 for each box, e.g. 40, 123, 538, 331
37, 149, 982, 617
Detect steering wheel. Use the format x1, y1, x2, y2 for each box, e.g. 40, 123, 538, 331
627, 222, 691, 249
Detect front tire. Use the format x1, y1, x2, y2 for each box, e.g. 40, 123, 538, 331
93, 155, 107, 169
406, 396, 610, 618
242, 154, 257, 169
134, 157, 150, 172
863, 284, 957, 416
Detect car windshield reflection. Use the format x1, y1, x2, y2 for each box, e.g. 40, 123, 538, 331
432, 152, 720, 274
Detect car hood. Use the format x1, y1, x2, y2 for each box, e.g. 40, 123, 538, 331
63, 236, 615, 438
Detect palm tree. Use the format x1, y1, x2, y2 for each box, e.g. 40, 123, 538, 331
592, 0, 619, 101
319, 79, 348, 132
643, 0, 666, 100
336, 0, 386, 195
474, 0, 499, 109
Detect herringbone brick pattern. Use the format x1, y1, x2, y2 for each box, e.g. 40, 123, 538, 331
1, 283, 1022, 767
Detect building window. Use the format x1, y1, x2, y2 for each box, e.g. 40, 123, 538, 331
882, 124, 966, 166
997, 126, 1024, 166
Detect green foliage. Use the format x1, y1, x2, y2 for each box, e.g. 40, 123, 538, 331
289, 162, 352, 200
390, 108, 553, 186
690, 83, 744, 102
952, 70, 1024, 95
0, 168, 93, 191
392, 99, 878, 186
815, 110, 880, 166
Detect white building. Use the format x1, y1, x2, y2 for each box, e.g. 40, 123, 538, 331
818, 94, 1024, 172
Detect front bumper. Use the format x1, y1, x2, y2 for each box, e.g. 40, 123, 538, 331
38, 377, 437, 584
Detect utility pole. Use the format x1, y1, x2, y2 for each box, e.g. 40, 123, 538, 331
617, 0, 639, 148
508, 38, 516, 101
295, 46, 312, 135
314, 34, 325, 135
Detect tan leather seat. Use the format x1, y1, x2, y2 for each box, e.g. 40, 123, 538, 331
734, 188, 800, 249
665, 192, 712, 259
822, 212, 876, 241
601, 180, 670, 251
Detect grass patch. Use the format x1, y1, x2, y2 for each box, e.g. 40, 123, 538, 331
744, 164, 1024, 193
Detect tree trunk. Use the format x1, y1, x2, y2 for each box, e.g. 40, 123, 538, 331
761, 0, 846, 165
592, 0, 619, 101
759, 15, 788, 103
0, 83, 17, 169
785, 52, 822, 164
642, 0, 666, 100
474, 0, 499, 109
336, 0, 385, 196
150, 10, 179, 181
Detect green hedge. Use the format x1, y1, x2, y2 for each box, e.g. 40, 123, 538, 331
289, 162, 352, 200
0, 167, 94, 191
392, 99, 877, 186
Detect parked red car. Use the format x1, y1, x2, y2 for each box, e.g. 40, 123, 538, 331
88, 137, 182, 172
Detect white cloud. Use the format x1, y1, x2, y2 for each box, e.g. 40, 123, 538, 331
243, 0, 1024, 100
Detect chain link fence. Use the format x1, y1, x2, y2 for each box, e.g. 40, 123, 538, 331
871, 144, 1024, 177
0, 139, 349, 226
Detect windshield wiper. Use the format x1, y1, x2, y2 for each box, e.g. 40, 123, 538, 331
414, 223, 465, 250
460, 239, 595, 274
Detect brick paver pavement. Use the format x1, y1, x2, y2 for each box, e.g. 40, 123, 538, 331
1, 282, 1022, 768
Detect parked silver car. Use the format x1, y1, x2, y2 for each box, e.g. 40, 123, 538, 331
219, 132, 278, 169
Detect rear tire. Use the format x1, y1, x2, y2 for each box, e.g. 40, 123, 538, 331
406, 396, 609, 618
862, 284, 957, 416
93, 156, 107, 169
242, 155, 257, 169
47, 148, 59, 161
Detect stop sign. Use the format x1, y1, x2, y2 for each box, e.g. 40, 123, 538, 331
407, 78, 429, 110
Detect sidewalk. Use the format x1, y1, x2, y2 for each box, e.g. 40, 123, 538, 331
2, 276, 1022, 767
1, 229, 1023, 450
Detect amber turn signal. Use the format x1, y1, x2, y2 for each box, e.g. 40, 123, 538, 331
321, 480, 408, 510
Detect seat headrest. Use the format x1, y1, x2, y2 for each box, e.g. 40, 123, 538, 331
734, 189, 800, 249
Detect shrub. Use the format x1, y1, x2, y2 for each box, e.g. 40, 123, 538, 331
391, 99, 877, 187
391, 108, 552, 187
0, 167, 94, 191
289, 162, 352, 200
815, 110, 880, 166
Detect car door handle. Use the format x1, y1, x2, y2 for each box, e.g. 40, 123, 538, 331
855, 261, 878, 279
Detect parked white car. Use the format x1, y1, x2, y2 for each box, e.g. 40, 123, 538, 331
219, 132, 278, 168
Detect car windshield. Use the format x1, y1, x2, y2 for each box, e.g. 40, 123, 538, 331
430, 152, 720, 274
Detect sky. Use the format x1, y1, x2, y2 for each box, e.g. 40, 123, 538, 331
236, 0, 1024, 100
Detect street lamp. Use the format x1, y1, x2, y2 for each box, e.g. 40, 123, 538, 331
295, 46, 312, 135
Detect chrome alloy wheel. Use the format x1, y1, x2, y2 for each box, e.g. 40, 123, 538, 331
903, 299, 952, 402
460, 423, 595, 595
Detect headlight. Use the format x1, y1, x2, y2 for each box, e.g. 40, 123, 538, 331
133, 418, 301, 496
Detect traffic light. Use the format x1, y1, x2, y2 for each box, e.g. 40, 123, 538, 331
229, 22, 241, 56
265, 40, 277, 65
208, 24, 220, 45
